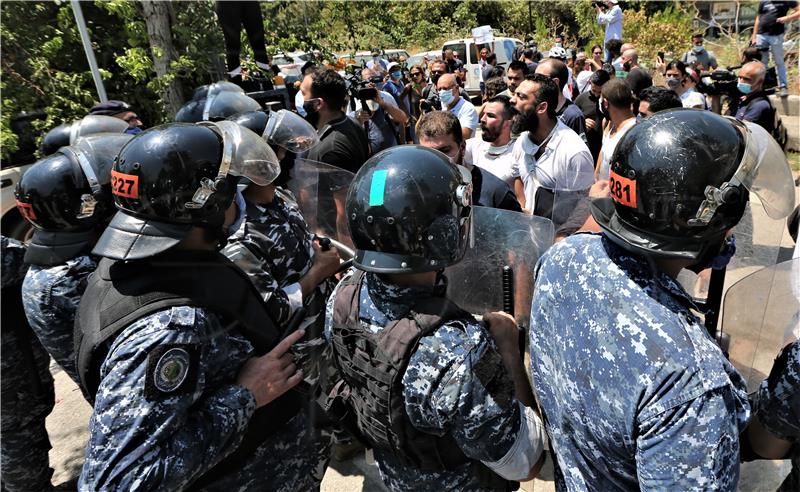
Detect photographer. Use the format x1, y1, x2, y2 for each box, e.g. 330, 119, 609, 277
734, 61, 775, 133
348, 68, 409, 154
596, 0, 623, 60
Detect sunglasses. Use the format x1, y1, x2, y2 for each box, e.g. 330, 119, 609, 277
431, 70, 445, 75
124, 115, 141, 123
411, 72, 422, 77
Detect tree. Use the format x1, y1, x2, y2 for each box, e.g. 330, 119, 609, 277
137, 0, 183, 116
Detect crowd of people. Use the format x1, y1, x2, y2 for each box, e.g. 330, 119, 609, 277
2, 1, 799, 491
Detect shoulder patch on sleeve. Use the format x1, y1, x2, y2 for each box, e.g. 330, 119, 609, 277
145, 344, 200, 400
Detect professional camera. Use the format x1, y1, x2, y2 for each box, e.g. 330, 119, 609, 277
592, 1, 607, 9
419, 96, 441, 114
698, 64, 778, 98
345, 73, 382, 113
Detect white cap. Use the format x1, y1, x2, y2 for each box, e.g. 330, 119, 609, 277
387, 62, 401, 73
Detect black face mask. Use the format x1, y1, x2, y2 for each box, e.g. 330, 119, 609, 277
622, 60, 632, 72
431, 73, 441, 86
303, 100, 320, 128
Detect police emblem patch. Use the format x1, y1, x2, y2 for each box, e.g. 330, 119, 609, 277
144, 344, 199, 399
154, 348, 190, 392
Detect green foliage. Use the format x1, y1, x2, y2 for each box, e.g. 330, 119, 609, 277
0, 0, 721, 160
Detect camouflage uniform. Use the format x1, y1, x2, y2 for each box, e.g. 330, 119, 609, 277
1, 236, 55, 492
222, 193, 333, 486
529, 233, 750, 491
752, 340, 800, 491
79, 305, 326, 491
22, 255, 96, 384
324, 270, 542, 491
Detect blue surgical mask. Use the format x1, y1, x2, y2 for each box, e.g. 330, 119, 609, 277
737, 81, 752, 94
228, 187, 247, 236
438, 89, 455, 106
692, 45, 704, 53
124, 126, 143, 135
391, 70, 402, 79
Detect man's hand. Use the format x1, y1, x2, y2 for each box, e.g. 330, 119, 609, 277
355, 110, 371, 125
589, 179, 610, 198
310, 239, 341, 280
585, 118, 597, 131
483, 311, 520, 357
236, 328, 305, 408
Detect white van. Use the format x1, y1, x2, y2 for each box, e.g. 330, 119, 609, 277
442, 37, 522, 98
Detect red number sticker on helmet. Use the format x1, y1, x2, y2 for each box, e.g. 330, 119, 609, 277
111, 170, 139, 199
16, 200, 37, 221
608, 170, 637, 208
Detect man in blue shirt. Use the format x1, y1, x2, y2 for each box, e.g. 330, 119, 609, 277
735, 61, 775, 134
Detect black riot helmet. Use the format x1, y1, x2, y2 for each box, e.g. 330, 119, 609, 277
40, 115, 130, 155
227, 110, 270, 136
15, 133, 133, 265
346, 145, 472, 274
93, 121, 281, 261
192, 80, 244, 101
591, 109, 796, 262
175, 91, 261, 123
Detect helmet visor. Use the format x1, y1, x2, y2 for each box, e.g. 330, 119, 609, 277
70, 115, 129, 142
67, 133, 135, 190
735, 121, 796, 219
263, 109, 320, 152
207, 80, 245, 98
203, 91, 261, 121
211, 120, 280, 186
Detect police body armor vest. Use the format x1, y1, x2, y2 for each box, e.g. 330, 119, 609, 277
74, 250, 301, 479
327, 270, 517, 490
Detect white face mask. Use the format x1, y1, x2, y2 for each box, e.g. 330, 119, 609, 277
366, 99, 380, 112
439, 89, 455, 106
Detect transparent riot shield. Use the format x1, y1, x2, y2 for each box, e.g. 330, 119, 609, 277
286, 158, 355, 251
444, 206, 555, 328
720, 258, 800, 392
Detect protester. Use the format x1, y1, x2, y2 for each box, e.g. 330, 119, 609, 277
596, 0, 623, 60
509, 74, 595, 226
522, 48, 539, 72
535, 58, 587, 141
574, 69, 611, 162
418, 111, 521, 211
665, 60, 708, 109
321, 144, 543, 491
528, 109, 791, 490
482, 52, 499, 83
89, 100, 144, 134
596, 79, 637, 179
735, 61, 776, 133
588, 44, 604, 71
348, 68, 408, 153
436, 73, 478, 140
681, 33, 718, 70
301, 68, 369, 173
605, 39, 623, 67
752, 0, 799, 97
504, 60, 529, 98
483, 77, 508, 102
638, 86, 683, 117
443, 48, 464, 73
367, 49, 388, 74
466, 95, 518, 187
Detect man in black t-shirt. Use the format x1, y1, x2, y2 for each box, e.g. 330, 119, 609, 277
300, 68, 370, 174
573, 69, 610, 162
535, 59, 587, 142
753, 0, 799, 96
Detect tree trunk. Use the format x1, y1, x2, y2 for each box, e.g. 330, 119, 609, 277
138, 0, 183, 117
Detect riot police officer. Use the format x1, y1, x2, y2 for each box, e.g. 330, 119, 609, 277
175, 82, 261, 123
322, 145, 545, 490
16, 134, 132, 384
75, 122, 307, 488
1, 236, 55, 492
528, 109, 796, 489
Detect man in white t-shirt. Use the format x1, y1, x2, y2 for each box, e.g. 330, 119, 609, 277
509, 74, 595, 228
465, 94, 516, 186
437, 74, 478, 139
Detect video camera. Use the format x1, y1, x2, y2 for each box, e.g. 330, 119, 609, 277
592, 1, 607, 9
698, 64, 778, 98
345, 73, 382, 113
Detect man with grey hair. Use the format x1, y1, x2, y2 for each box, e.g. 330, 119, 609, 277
734, 61, 775, 134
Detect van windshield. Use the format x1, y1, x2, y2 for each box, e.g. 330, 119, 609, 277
443, 43, 468, 64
